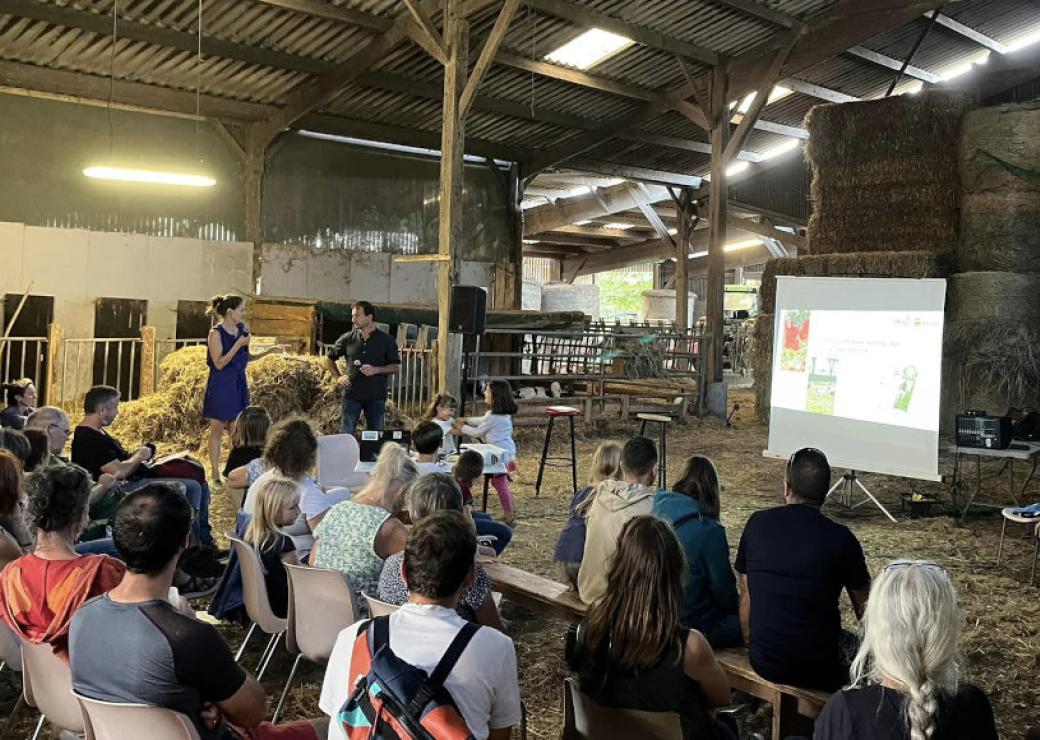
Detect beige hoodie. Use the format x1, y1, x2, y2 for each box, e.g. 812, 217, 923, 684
576, 479, 655, 605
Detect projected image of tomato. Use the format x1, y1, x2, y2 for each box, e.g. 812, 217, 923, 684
779, 309, 810, 372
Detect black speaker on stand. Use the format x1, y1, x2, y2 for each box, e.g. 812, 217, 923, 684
450, 286, 487, 419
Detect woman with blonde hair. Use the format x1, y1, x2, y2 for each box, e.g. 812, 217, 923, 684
814, 561, 997, 740
554, 441, 622, 588
243, 476, 301, 619
311, 443, 419, 605
566, 515, 734, 739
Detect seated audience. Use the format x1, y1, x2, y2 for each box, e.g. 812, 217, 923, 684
0, 464, 124, 661
70, 384, 214, 548
0, 378, 36, 430
311, 444, 417, 604
654, 455, 741, 648
412, 420, 451, 475
0, 449, 28, 561
378, 473, 505, 630
243, 417, 349, 562
422, 393, 459, 455
22, 428, 49, 473
735, 447, 870, 691
454, 450, 512, 555
577, 436, 657, 605
242, 476, 300, 619
223, 406, 271, 481
0, 427, 30, 465
70, 484, 326, 740
26, 406, 122, 543
566, 515, 734, 740
321, 510, 521, 739
554, 441, 622, 588
815, 560, 998, 740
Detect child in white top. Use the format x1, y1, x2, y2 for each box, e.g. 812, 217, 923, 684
456, 380, 518, 523
412, 420, 452, 476
423, 393, 458, 456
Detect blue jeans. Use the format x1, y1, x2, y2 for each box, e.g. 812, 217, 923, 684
75, 538, 121, 557
126, 477, 214, 547
341, 398, 386, 434
472, 512, 512, 554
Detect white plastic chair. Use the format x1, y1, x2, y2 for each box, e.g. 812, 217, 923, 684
561, 677, 682, 740
363, 592, 400, 617
76, 693, 201, 740
316, 434, 368, 490
273, 564, 361, 722
21, 641, 84, 739
226, 533, 287, 681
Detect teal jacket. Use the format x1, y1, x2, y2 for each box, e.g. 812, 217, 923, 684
652, 491, 739, 631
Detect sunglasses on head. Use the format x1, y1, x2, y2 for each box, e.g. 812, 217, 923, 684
884, 560, 946, 573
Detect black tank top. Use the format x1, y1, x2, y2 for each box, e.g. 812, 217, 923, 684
566, 622, 718, 740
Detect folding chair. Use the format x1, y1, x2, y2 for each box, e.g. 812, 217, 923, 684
21, 641, 84, 739
561, 677, 682, 740
363, 592, 400, 617
316, 434, 367, 491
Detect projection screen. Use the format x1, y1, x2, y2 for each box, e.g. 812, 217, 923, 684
765, 276, 947, 481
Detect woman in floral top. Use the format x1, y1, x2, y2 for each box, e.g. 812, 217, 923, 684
378, 473, 505, 631
311, 444, 418, 607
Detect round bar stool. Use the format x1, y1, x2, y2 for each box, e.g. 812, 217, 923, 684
997, 507, 1040, 585
535, 406, 580, 497
637, 412, 672, 490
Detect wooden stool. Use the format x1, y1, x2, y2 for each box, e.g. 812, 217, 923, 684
637, 412, 672, 490
997, 507, 1040, 585
535, 406, 580, 497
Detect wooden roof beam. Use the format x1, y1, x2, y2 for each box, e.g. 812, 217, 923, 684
845, 45, 941, 84
930, 12, 1008, 54
709, 0, 796, 29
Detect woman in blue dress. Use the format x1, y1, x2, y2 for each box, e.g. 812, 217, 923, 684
203, 294, 283, 483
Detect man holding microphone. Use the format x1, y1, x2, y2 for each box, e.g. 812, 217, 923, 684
326, 301, 400, 433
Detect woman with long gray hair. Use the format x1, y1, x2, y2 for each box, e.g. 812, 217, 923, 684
814, 560, 997, 740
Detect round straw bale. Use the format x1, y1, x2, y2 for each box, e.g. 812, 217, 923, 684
960, 102, 1040, 194
946, 272, 1040, 322
959, 191, 1040, 272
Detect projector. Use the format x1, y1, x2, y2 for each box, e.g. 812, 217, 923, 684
459, 443, 505, 467
956, 411, 1012, 450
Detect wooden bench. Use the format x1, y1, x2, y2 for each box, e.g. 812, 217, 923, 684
483, 562, 586, 624
715, 649, 831, 740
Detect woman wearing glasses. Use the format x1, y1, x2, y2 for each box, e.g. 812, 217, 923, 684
813, 561, 998, 740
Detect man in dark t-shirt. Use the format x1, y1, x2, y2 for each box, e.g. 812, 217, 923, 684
70, 484, 324, 740
325, 300, 400, 434
735, 447, 871, 691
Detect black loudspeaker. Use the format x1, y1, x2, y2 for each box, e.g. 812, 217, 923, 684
449, 285, 487, 335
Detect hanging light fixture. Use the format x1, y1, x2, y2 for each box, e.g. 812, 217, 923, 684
83, 0, 216, 187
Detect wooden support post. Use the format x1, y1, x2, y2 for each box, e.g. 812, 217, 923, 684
674, 188, 692, 329
44, 323, 61, 407
139, 325, 156, 397
706, 67, 729, 413
242, 139, 265, 293
436, 0, 469, 394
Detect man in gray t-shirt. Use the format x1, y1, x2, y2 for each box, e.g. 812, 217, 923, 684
70, 483, 325, 740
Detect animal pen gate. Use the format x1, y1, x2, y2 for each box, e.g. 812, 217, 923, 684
466, 320, 710, 422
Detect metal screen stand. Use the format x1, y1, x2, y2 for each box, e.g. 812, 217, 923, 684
826, 470, 897, 523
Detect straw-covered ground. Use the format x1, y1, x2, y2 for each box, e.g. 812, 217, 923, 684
9, 364, 1040, 737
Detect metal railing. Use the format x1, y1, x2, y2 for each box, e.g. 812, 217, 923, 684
0, 337, 48, 399
56, 338, 142, 404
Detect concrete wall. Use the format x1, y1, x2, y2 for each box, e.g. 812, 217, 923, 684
260, 243, 495, 304
0, 221, 253, 340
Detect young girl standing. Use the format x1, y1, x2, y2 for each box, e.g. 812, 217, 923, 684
455, 380, 518, 524
421, 393, 458, 456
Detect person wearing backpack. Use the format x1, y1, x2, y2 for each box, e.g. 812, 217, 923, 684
320, 509, 522, 739
652, 455, 741, 648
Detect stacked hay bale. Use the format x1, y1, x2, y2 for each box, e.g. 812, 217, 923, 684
950, 103, 1040, 417
753, 92, 970, 423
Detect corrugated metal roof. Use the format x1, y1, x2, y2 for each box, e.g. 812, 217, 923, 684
0, 0, 1036, 194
